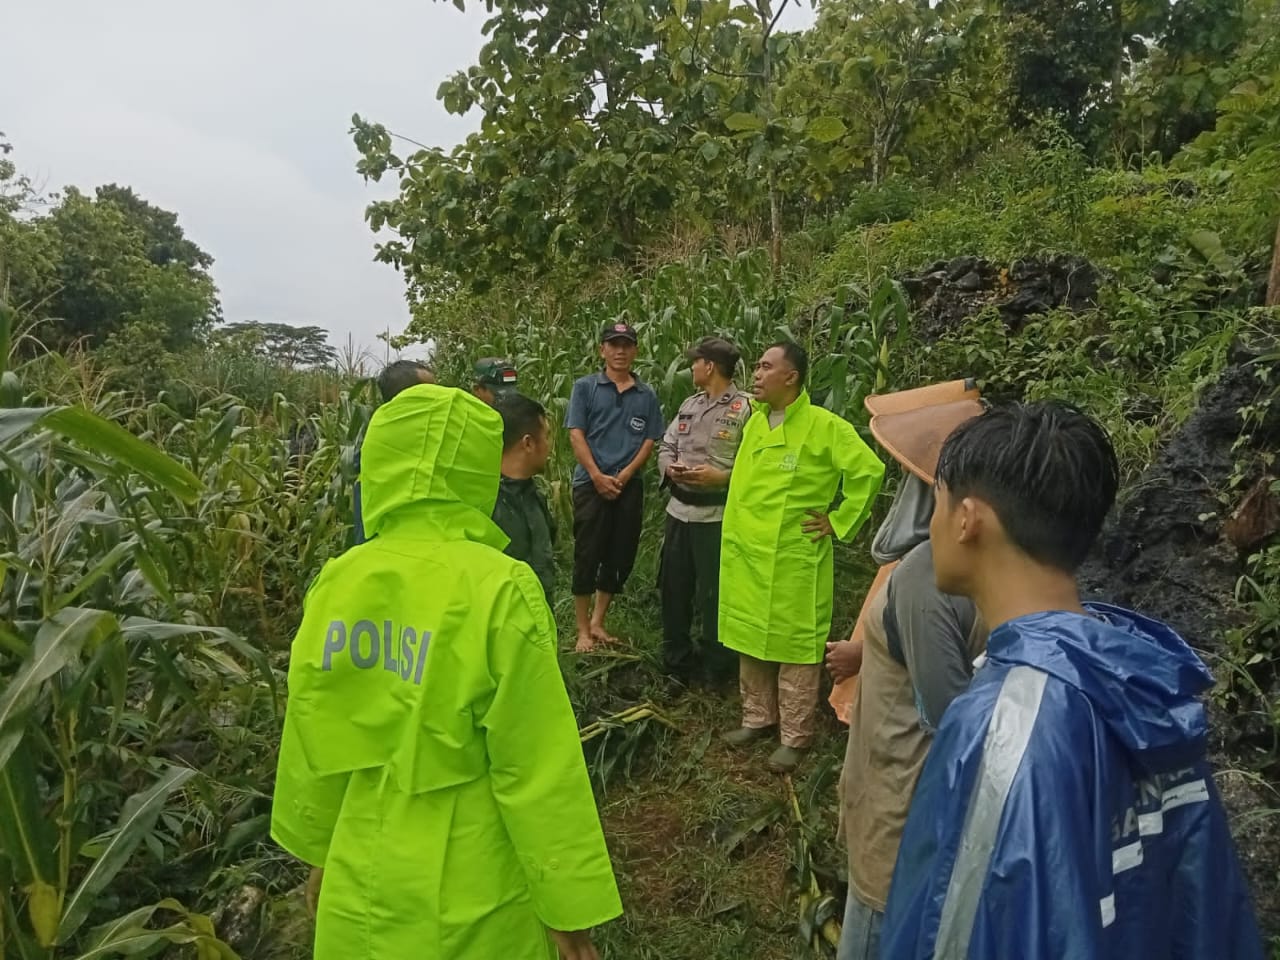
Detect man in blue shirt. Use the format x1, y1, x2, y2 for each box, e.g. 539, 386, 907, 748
565, 322, 665, 652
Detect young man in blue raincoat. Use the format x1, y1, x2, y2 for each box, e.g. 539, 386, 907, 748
881, 401, 1263, 959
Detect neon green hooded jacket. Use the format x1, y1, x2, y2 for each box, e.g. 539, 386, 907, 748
718, 391, 885, 664
271, 385, 622, 960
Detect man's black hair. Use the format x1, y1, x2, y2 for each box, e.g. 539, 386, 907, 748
377, 360, 432, 404
495, 392, 548, 451
767, 340, 808, 387
935, 400, 1120, 573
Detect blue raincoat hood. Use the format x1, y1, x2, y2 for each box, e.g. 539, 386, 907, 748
882, 602, 1263, 960
986, 603, 1213, 773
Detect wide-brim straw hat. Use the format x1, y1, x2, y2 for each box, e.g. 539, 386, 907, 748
865, 378, 984, 484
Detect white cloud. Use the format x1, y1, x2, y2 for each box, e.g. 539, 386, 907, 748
2, 0, 814, 360
2, 0, 488, 356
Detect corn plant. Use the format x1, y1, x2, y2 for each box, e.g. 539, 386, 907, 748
785, 769, 842, 955
128, 384, 372, 647
422, 252, 907, 564
0, 345, 270, 956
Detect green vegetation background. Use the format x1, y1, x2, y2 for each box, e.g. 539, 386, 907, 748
1, 0, 1278, 955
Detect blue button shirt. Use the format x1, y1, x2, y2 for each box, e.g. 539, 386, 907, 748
564, 371, 665, 486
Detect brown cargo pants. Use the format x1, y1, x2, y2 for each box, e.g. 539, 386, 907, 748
738, 654, 823, 748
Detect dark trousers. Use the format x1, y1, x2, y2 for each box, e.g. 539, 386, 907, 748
572, 479, 644, 596
659, 513, 735, 684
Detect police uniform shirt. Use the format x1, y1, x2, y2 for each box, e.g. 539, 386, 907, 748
657, 384, 754, 523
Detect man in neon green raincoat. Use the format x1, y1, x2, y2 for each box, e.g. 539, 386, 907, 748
719, 342, 884, 773
271, 384, 622, 960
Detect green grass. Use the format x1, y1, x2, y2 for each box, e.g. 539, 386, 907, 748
250, 536, 869, 960
557, 545, 865, 960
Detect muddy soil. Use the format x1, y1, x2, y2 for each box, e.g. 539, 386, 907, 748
1078, 352, 1280, 936
1077, 357, 1279, 645
902, 254, 1102, 340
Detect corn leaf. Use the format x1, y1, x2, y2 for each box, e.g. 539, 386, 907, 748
0, 608, 119, 773
57, 765, 197, 943
41, 407, 203, 504
80, 897, 236, 958
0, 741, 58, 890
0, 407, 56, 447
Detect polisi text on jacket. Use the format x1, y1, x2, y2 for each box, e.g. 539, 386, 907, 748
323, 619, 433, 685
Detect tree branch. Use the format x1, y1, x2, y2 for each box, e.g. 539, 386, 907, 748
765, 0, 792, 41
706, 63, 766, 80
386, 130, 435, 152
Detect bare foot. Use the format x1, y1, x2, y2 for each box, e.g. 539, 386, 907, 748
590, 624, 619, 645
575, 632, 596, 653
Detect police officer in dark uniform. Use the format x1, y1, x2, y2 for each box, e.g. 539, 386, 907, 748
492, 393, 557, 605
656, 337, 753, 687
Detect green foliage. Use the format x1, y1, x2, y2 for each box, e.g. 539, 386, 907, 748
779, 0, 986, 188
998, 0, 1260, 160
0, 306, 360, 955
210, 322, 338, 370
93, 186, 214, 272
1000, 0, 1131, 137
807, 125, 1275, 300
1116, 0, 1252, 159
352, 0, 1274, 312
352, 0, 730, 294
0, 135, 35, 219
0, 164, 219, 355
0, 388, 256, 956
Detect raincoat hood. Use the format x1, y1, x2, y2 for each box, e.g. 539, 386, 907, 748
987, 603, 1213, 772
870, 473, 933, 564
359, 384, 507, 549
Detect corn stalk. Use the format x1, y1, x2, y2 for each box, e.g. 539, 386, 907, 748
579, 702, 679, 788
785, 774, 841, 953
0, 339, 257, 957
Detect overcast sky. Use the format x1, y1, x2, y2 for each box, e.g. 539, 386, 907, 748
3, 0, 814, 361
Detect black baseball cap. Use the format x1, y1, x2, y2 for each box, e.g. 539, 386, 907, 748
687, 336, 740, 370
600, 321, 638, 344
474, 357, 518, 393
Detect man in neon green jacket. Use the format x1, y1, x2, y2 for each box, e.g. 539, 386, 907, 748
719, 342, 884, 773
271, 384, 622, 960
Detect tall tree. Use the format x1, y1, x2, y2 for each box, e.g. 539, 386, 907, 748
0, 135, 35, 217
213, 322, 337, 368
95, 184, 215, 271
1175, 0, 1280, 268
1116, 0, 1249, 159
353, 0, 722, 297
999, 0, 1170, 142
658, 0, 806, 274
1000, 0, 1119, 135
3, 179, 220, 352
779, 0, 982, 188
